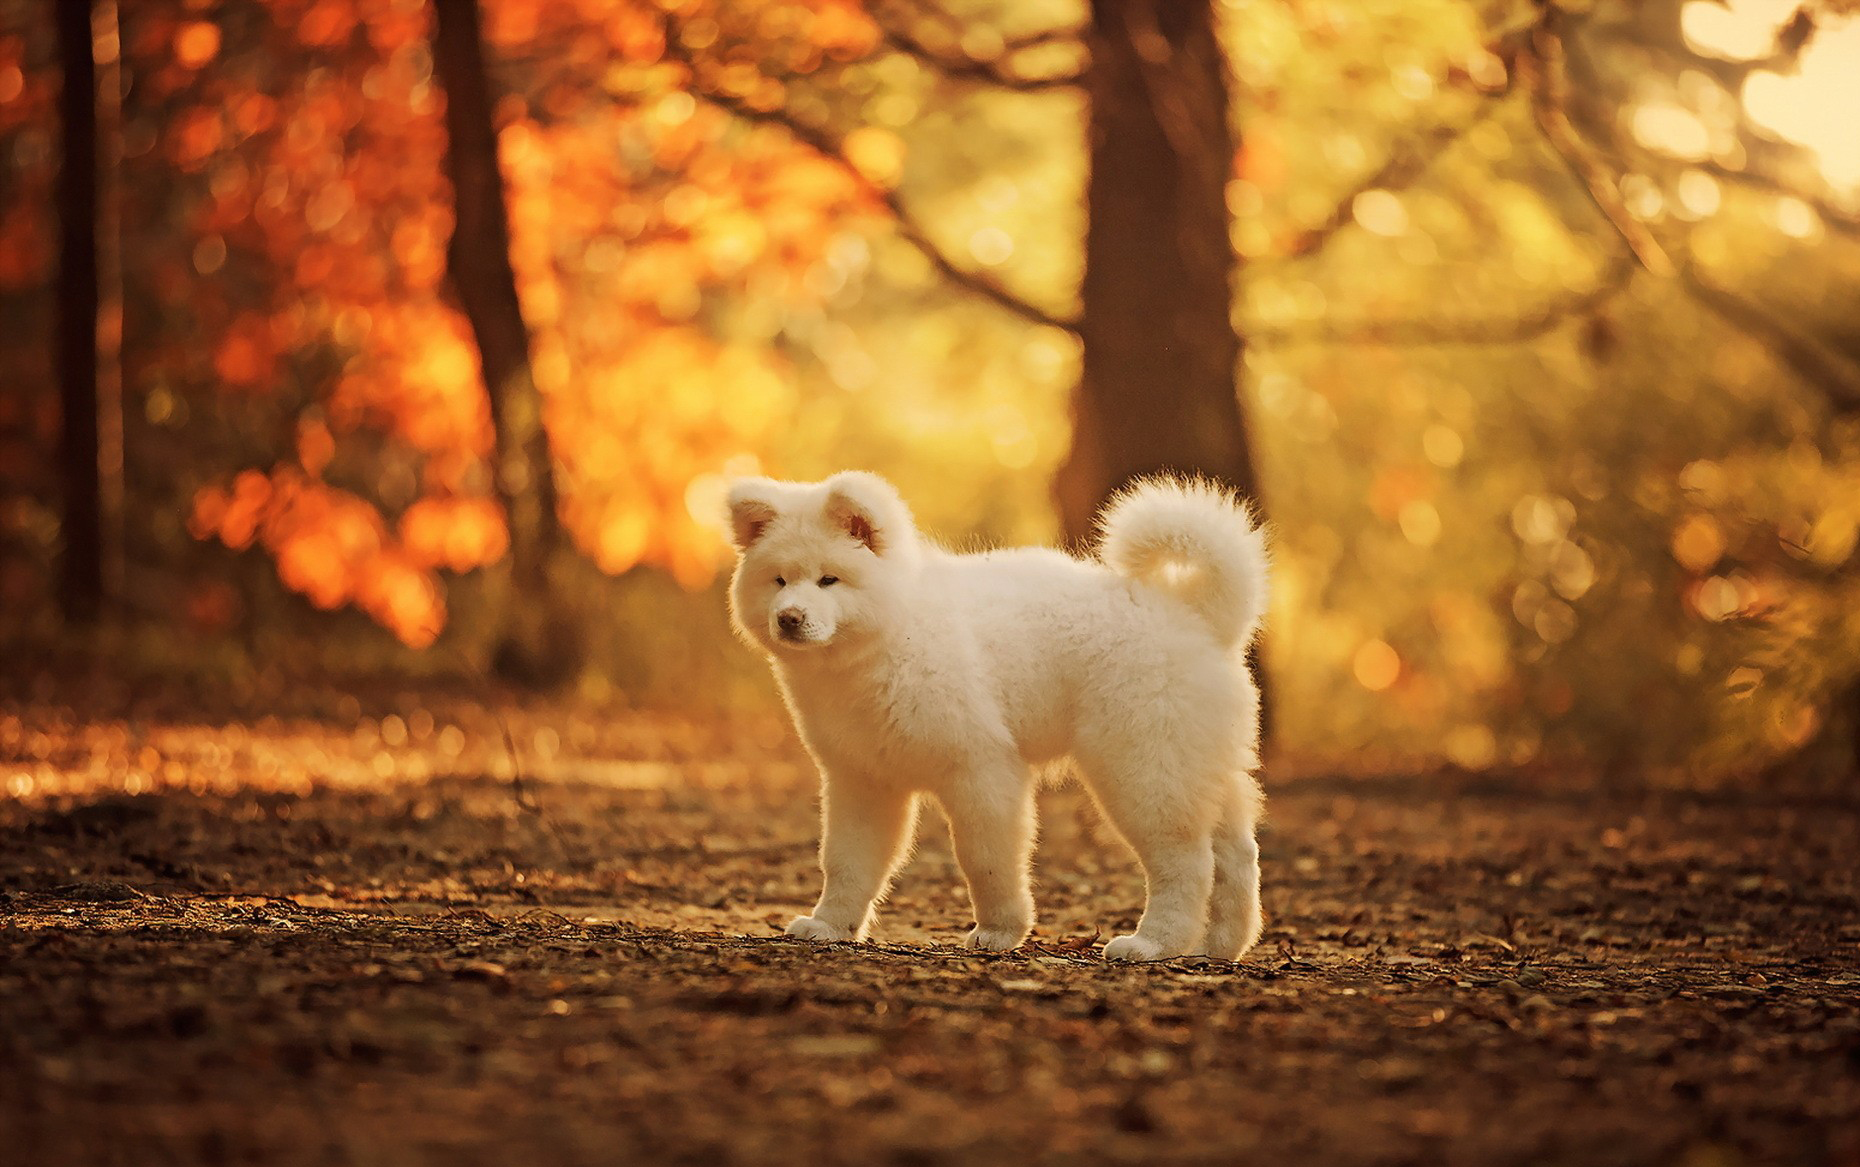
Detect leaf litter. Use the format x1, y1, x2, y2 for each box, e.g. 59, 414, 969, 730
1, 681, 1858, 1166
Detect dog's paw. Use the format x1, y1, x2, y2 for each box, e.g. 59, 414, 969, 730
1194, 931, 1259, 963
785, 915, 855, 943
1102, 933, 1167, 962
964, 924, 1027, 952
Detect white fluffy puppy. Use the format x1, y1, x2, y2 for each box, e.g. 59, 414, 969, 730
727, 471, 1269, 962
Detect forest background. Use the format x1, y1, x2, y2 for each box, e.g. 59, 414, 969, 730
3, 0, 1859, 784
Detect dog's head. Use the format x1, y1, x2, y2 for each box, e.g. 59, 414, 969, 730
725, 471, 916, 656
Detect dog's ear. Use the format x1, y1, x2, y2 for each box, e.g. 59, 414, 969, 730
824, 471, 910, 556
726, 479, 781, 551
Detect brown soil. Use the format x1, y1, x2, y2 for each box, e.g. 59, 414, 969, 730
2, 683, 1858, 1166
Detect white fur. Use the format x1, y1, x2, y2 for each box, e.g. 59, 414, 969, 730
727, 471, 1270, 962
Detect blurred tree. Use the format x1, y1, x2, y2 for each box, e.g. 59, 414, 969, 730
53, 0, 100, 623
1526, 0, 1860, 779
693, 0, 1258, 538
1057, 0, 1258, 540
0, 7, 62, 634
1228, 0, 1860, 778
431, 0, 573, 685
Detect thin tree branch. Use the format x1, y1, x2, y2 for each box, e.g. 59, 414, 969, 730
659, 15, 1079, 333
1573, 6, 1824, 92
1521, 5, 1860, 415
1695, 160, 1860, 240
1521, 4, 1673, 276
1280, 106, 1500, 260
894, 0, 1089, 54
1250, 253, 1636, 347
1272, 13, 1538, 263
999, 24, 1089, 54
1553, 7, 1860, 237
870, 1, 1086, 91
1678, 262, 1860, 414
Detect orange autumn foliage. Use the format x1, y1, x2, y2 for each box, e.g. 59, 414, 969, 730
139, 1, 483, 644
212, 314, 280, 390
173, 21, 223, 70
150, 0, 884, 644
190, 466, 449, 647
399, 494, 509, 573
0, 32, 52, 291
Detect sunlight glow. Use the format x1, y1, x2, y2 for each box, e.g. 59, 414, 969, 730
1444, 725, 1498, 769
1353, 639, 1402, 692
1511, 494, 1573, 546
1742, 19, 1860, 194
968, 226, 1015, 266
1772, 195, 1821, 237
1675, 168, 1722, 218
1672, 513, 1727, 572
1398, 500, 1442, 547
1631, 101, 1712, 161
1680, 0, 1797, 61
1421, 425, 1464, 469
1352, 189, 1409, 236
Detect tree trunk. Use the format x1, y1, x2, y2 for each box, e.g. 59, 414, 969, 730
1058, 0, 1258, 540
55, 0, 102, 625
1061, 0, 1270, 736
430, 0, 573, 684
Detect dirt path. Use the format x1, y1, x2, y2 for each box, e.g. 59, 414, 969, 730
2, 695, 1858, 1166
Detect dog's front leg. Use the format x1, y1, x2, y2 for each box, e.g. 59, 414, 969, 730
942, 768, 1037, 951
787, 776, 916, 944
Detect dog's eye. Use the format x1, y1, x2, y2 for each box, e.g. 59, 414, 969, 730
817, 576, 839, 587
774, 576, 786, 588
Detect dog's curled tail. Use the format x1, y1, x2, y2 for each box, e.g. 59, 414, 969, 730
1097, 477, 1270, 648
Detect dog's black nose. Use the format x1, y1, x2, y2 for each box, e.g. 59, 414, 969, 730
777, 611, 803, 634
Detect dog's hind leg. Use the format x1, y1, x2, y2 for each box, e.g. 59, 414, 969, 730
1100, 820, 1215, 962
1198, 771, 1264, 960
1074, 745, 1220, 962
